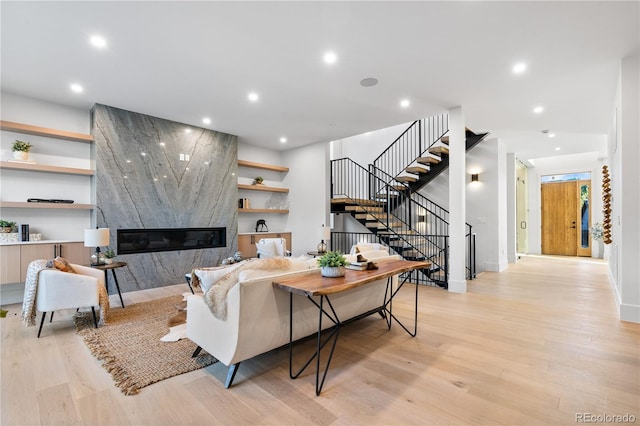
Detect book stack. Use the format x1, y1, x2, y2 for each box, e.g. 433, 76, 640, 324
238, 198, 250, 209
346, 254, 378, 271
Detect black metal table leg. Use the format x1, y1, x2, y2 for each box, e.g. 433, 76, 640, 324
383, 274, 419, 337
111, 269, 125, 308
288, 293, 341, 395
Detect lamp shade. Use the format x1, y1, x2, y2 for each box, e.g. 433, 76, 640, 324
84, 228, 110, 247
322, 225, 331, 240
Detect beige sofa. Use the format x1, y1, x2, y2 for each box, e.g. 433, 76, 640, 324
186, 251, 400, 388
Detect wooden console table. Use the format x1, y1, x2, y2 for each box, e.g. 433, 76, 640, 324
273, 259, 430, 395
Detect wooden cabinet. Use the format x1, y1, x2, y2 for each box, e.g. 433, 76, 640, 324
238, 160, 289, 214
0, 246, 21, 284
238, 232, 292, 258
20, 242, 91, 281
0, 242, 91, 283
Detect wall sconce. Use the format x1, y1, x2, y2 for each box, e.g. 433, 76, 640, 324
471, 173, 479, 182
418, 215, 426, 223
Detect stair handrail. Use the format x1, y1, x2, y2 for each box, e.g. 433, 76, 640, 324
372, 114, 449, 186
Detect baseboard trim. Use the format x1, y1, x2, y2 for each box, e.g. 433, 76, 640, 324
0, 283, 25, 305
448, 279, 467, 293
484, 261, 508, 272
620, 303, 640, 323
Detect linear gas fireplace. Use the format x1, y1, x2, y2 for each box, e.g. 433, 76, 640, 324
117, 227, 226, 255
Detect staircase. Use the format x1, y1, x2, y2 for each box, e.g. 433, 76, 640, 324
330, 114, 488, 288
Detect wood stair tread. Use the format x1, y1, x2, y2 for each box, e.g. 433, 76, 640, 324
417, 156, 441, 165
331, 197, 385, 206
344, 205, 385, 212
428, 146, 449, 155
395, 175, 418, 183
406, 166, 429, 175
355, 213, 390, 220
367, 220, 404, 227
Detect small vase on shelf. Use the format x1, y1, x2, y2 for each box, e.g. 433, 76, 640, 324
12, 151, 29, 161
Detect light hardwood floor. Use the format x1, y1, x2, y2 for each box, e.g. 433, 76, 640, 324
1, 255, 638, 425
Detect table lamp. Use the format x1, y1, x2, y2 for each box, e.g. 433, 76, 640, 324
317, 225, 331, 253
85, 228, 110, 266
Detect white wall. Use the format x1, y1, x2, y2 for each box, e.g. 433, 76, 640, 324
464, 138, 508, 272
525, 151, 606, 256
1, 92, 90, 133
282, 141, 330, 256
506, 153, 517, 263
333, 121, 412, 166
609, 52, 640, 323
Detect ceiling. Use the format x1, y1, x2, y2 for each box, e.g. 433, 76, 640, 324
1, 1, 638, 159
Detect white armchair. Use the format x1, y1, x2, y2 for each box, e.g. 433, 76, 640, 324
36, 264, 104, 338
255, 238, 291, 258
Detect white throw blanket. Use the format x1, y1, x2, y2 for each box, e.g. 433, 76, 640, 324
203, 257, 309, 320
21, 260, 109, 327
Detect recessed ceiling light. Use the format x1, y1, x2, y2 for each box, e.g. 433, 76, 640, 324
533, 106, 544, 114
323, 51, 337, 64
123, 176, 128, 179
360, 77, 378, 87
153, 178, 158, 182
70, 83, 83, 93
185, 128, 192, 133
204, 162, 210, 165
159, 142, 165, 146
248, 92, 259, 102
141, 152, 147, 156
89, 35, 107, 49
548, 133, 556, 138
202, 117, 211, 125
280, 137, 287, 143
400, 99, 410, 108
512, 62, 527, 74
555, 147, 561, 151
163, 175, 167, 178
126, 160, 131, 163
185, 167, 189, 171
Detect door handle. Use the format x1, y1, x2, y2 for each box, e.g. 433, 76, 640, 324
520, 221, 527, 229
570, 221, 576, 229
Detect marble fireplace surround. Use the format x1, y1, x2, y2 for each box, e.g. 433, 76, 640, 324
92, 104, 238, 292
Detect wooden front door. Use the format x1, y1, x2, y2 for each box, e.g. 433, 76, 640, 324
541, 181, 578, 255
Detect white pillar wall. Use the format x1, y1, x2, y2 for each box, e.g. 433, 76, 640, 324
448, 106, 467, 293
506, 153, 517, 263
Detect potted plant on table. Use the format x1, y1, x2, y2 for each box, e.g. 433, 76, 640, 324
103, 248, 116, 264
317, 250, 348, 278
11, 140, 32, 161
0, 220, 16, 233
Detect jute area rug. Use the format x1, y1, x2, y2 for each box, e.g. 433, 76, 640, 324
75, 295, 217, 395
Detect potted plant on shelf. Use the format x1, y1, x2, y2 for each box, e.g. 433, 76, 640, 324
252, 176, 264, 185
317, 250, 348, 278
0, 220, 16, 233
103, 248, 116, 264
11, 140, 33, 161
